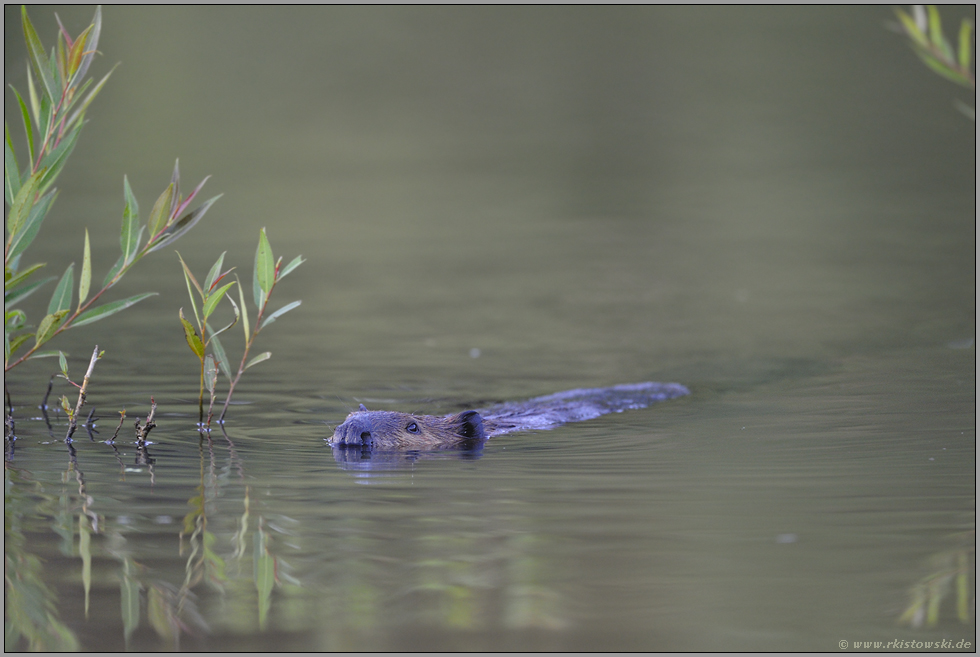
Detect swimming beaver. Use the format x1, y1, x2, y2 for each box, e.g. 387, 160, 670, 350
329, 382, 689, 450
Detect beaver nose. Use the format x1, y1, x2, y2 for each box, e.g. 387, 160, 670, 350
333, 416, 374, 446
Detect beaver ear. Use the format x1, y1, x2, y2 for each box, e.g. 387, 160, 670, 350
456, 410, 486, 440
359, 404, 368, 412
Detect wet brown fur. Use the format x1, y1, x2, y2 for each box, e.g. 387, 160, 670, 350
330, 407, 491, 449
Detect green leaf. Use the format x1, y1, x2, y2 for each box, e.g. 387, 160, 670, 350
79, 229, 91, 306
4, 122, 21, 206
35, 310, 69, 347
202, 281, 236, 321
255, 228, 274, 299
26, 349, 66, 360
21, 7, 58, 103
72, 6, 102, 85
102, 253, 125, 288
147, 194, 222, 253
209, 332, 233, 380
72, 292, 157, 328
913, 45, 976, 87
58, 350, 68, 376
7, 332, 33, 359
204, 354, 218, 394
6, 168, 42, 239
244, 352, 271, 371
120, 176, 140, 263
895, 8, 929, 47
926, 5, 955, 62
958, 19, 973, 71
206, 301, 240, 343
180, 308, 205, 359
278, 255, 305, 281
4, 261, 46, 292
66, 25, 92, 81
4, 275, 56, 307
260, 300, 301, 330
204, 251, 227, 292
10, 85, 34, 167
8, 189, 57, 260
236, 275, 250, 341
47, 263, 74, 315
36, 123, 82, 197
147, 182, 175, 238
64, 65, 116, 134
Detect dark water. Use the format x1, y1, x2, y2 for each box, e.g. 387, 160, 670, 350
4, 5, 975, 651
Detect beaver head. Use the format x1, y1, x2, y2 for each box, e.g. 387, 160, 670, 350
330, 404, 487, 449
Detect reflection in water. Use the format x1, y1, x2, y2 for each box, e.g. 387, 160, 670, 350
330, 442, 485, 473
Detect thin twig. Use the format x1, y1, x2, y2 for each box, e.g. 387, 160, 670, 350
109, 410, 127, 444
65, 346, 101, 443
136, 397, 157, 445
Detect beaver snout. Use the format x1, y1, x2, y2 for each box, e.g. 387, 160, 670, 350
332, 415, 375, 447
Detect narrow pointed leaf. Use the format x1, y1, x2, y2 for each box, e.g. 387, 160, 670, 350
78, 229, 91, 306
65, 65, 116, 133
22, 7, 58, 102
260, 300, 301, 330
914, 46, 975, 87
8, 332, 34, 358
8, 189, 57, 260
103, 253, 125, 288
173, 175, 212, 219
38, 122, 83, 194
27, 349, 65, 360
278, 255, 305, 281
204, 252, 227, 292
6, 168, 43, 239
66, 25, 91, 79
244, 352, 272, 371
958, 19, 973, 71
72, 6, 102, 84
204, 355, 218, 395
209, 332, 233, 380
73, 292, 157, 328
4, 262, 46, 292
177, 252, 204, 295
48, 263, 74, 315
168, 159, 181, 215
202, 281, 236, 321
5, 275, 56, 307
179, 308, 205, 359
235, 275, 251, 341
35, 310, 69, 347
927, 6, 954, 62
26, 63, 41, 124
255, 229, 275, 297
147, 182, 175, 237
147, 194, 222, 253
58, 351, 68, 376
120, 176, 140, 263
4, 122, 22, 206
55, 27, 67, 87
10, 86, 35, 166
206, 302, 240, 342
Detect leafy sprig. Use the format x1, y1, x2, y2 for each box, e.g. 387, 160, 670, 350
5, 7, 220, 371
894, 5, 975, 118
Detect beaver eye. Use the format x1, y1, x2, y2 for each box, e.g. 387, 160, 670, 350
406, 422, 420, 434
